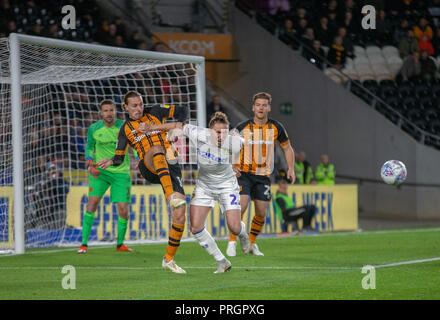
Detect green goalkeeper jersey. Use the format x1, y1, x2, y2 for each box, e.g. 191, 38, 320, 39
85, 119, 135, 174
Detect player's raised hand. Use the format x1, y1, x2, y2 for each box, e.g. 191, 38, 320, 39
86, 159, 101, 177
96, 158, 113, 170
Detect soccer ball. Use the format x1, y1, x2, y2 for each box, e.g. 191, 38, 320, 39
380, 160, 407, 186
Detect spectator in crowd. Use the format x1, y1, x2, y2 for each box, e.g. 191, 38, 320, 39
274, 174, 317, 233
341, 11, 357, 41
315, 16, 332, 47
301, 27, 315, 49
420, 49, 437, 82
342, 0, 359, 19
315, 154, 335, 185
278, 18, 296, 46
327, 35, 346, 69
303, 39, 326, 70
296, 18, 308, 38
268, 0, 291, 19
292, 7, 308, 30
127, 31, 142, 49
206, 95, 228, 124
397, 50, 421, 82
399, 29, 419, 58
326, 0, 339, 16
338, 27, 354, 59
413, 17, 433, 41
294, 151, 313, 184
375, 9, 392, 45
113, 16, 127, 39
152, 41, 168, 52
394, 19, 410, 45
114, 35, 125, 47
418, 34, 435, 56
327, 12, 339, 37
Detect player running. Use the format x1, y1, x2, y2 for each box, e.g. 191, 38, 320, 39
97, 91, 188, 274
78, 99, 135, 254
227, 92, 295, 257
179, 112, 251, 273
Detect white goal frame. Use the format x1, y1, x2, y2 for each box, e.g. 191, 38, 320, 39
8, 33, 206, 254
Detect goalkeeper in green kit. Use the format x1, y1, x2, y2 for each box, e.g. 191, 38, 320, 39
78, 99, 136, 253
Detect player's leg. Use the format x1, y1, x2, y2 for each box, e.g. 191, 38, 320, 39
220, 187, 251, 255
227, 174, 251, 257
110, 173, 133, 252
162, 163, 187, 274
145, 145, 185, 210
245, 176, 272, 256
245, 199, 268, 256
190, 194, 231, 273
138, 156, 186, 273
115, 202, 132, 251
78, 173, 110, 253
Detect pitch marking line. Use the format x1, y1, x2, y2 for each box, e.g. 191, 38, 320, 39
0, 257, 439, 271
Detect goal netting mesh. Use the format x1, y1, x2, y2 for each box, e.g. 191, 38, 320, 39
0, 36, 202, 251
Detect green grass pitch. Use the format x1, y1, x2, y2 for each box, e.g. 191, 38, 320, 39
0, 228, 439, 300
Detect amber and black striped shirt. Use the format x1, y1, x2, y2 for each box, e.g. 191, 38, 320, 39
235, 118, 290, 177
112, 104, 187, 166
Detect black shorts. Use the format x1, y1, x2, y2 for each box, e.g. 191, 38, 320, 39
138, 159, 185, 195
238, 172, 272, 201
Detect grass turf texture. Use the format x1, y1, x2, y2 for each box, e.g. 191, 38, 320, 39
0, 228, 439, 300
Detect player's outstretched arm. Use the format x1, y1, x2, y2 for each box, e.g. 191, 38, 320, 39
137, 121, 182, 134
281, 143, 296, 184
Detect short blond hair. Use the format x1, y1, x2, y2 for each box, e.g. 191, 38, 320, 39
252, 92, 272, 105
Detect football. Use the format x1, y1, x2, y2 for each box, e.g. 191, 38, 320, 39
381, 160, 407, 186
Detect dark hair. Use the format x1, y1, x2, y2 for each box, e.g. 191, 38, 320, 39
99, 99, 115, 110
208, 111, 229, 128
123, 91, 142, 105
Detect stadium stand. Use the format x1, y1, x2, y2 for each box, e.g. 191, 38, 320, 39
0, 0, 245, 186
235, 0, 440, 149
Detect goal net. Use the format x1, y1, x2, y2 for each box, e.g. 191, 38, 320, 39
0, 34, 205, 253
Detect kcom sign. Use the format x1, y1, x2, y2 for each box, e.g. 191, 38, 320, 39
154, 33, 232, 60
168, 40, 214, 55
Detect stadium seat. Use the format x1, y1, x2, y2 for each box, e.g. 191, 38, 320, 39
354, 55, 370, 67
368, 54, 386, 66
385, 55, 403, 65
356, 64, 375, 83
345, 57, 354, 69
341, 67, 359, 81
353, 45, 367, 57
382, 45, 399, 57
371, 64, 392, 81
366, 45, 382, 57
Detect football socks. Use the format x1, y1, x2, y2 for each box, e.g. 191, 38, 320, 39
249, 215, 265, 244
81, 211, 95, 246
165, 222, 185, 261
193, 228, 225, 262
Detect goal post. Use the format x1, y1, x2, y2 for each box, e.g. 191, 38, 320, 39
1, 33, 206, 254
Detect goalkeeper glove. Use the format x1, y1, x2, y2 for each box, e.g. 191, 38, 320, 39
87, 159, 100, 178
